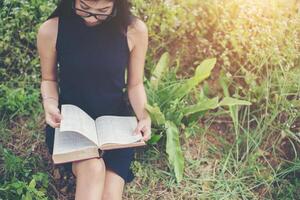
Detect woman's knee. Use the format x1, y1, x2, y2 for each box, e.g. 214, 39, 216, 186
72, 158, 106, 179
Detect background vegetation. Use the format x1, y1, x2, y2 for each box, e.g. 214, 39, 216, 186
0, 0, 299, 199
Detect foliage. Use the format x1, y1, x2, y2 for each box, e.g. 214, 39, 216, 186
1, 0, 56, 80
144, 52, 251, 182
0, 0, 299, 198
0, 0, 56, 118
0, 84, 42, 118
0, 146, 49, 200
132, 0, 300, 95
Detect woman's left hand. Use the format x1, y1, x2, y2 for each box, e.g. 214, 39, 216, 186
133, 115, 151, 142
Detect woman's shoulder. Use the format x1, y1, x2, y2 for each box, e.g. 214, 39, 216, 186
126, 17, 148, 51
37, 17, 59, 50
127, 17, 148, 35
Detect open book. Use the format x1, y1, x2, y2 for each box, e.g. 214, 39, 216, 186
52, 104, 146, 164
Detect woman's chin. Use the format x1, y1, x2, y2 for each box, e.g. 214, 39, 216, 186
85, 21, 102, 27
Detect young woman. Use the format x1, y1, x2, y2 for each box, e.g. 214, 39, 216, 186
36, 0, 151, 199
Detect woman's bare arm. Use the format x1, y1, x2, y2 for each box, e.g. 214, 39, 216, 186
126, 18, 149, 121
37, 17, 62, 127
37, 17, 59, 103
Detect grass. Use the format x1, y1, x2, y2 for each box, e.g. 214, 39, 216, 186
1, 0, 299, 199
0, 85, 298, 200
1, 64, 299, 199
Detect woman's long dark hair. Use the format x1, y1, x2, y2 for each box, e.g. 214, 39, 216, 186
47, 0, 136, 35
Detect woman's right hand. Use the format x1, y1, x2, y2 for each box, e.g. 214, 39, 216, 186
43, 100, 62, 128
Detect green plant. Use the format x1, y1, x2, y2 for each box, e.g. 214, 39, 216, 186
272, 159, 300, 199
0, 0, 55, 118
0, 84, 42, 118
0, 146, 49, 200
144, 52, 251, 183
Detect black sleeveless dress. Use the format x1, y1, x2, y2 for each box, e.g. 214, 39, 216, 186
44, 12, 136, 183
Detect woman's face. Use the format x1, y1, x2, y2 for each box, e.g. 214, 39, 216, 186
74, 0, 114, 27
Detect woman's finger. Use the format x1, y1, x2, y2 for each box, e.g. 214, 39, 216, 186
133, 122, 144, 135
52, 110, 62, 122
141, 126, 147, 132
143, 129, 151, 141
47, 120, 60, 128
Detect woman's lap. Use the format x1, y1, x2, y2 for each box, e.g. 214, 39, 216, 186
44, 124, 136, 183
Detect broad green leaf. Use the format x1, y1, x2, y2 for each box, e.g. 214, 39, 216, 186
219, 97, 252, 106
194, 58, 217, 80
181, 97, 219, 116
164, 58, 217, 102
165, 98, 185, 125
29, 179, 36, 189
150, 52, 170, 90
24, 191, 33, 200
15, 182, 24, 195
147, 134, 162, 144
165, 120, 184, 183
145, 103, 165, 126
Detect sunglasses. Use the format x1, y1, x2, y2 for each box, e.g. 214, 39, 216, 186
71, 1, 117, 21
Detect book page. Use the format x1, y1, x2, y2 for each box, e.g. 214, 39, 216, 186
95, 115, 143, 146
59, 104, 98, 145
53, 128, 98, 155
